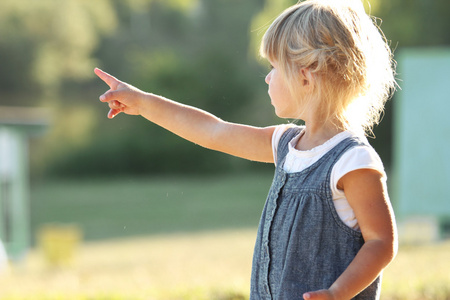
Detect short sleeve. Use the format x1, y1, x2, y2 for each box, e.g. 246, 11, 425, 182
271, 124, 296, 166
331, 145, 386, 192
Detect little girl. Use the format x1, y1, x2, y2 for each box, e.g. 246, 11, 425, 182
95, 0, 397, 299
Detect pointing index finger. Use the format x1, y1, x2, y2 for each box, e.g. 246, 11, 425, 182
94, 68, 120, 89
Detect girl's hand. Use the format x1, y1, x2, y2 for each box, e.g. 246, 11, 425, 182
303, 289, 335, 300
94, 68, 143, 119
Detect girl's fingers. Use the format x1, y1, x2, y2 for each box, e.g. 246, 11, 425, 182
94, 68, 120, 89
100, 89, 122, 103
99, 88, 111, 102
107, 108, 121, 119
107, 100, 121, 109
95, 68, 129, 119
106, 100, 126, 119
303, 290, 332, 300
95, 68, 125, 119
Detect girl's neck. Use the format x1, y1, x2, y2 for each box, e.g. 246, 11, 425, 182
295, 121, 345, 151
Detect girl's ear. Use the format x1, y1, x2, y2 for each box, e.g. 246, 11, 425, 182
300, 68, 314, 93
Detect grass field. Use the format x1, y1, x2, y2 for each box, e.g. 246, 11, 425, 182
1, 173, 449, 299
29, 173, 274, 241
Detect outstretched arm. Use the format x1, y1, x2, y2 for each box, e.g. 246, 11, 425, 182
94, 68, 275, 163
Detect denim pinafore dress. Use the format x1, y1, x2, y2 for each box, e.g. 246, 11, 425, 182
250, 127, 381, 299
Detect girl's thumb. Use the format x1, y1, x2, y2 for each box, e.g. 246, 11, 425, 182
303, 293, 312, 299
303, 290, 330, 299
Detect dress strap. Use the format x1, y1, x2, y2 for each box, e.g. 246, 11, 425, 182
276, 126, 304, 165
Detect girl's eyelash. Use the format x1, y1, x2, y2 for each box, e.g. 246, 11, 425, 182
269, 65, 274, 70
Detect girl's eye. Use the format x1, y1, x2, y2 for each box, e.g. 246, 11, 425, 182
269, 64, 274, 70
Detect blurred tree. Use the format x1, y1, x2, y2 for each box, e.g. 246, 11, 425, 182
378, 0, 450, 47
0, 0, 119, 176
0, 0, 117, 99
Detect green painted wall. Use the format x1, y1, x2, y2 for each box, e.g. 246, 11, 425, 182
394, 48, 450, 220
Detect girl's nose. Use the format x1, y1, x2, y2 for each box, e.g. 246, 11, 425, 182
265, 72, 271, 84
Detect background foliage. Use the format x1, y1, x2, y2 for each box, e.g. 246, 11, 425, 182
0, 0, 447, 178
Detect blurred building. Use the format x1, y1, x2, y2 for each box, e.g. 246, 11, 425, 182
0, 106, 49, 260
393, 48, 450, 243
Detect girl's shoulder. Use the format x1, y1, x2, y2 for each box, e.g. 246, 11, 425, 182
271, 124, 303, 163
334, 143, 386, 180
272, 124, 303, 147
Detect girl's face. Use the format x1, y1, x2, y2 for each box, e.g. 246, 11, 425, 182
265, 61, 301, 119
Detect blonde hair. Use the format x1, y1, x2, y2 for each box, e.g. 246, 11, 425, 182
261, 0, 396, 134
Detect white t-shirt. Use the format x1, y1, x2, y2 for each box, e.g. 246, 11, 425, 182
272, 125, 386, 230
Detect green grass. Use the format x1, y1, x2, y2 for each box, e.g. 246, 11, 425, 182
381, 242, 450, 300
30, 172, 274, 241
3, 232, 450, 300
